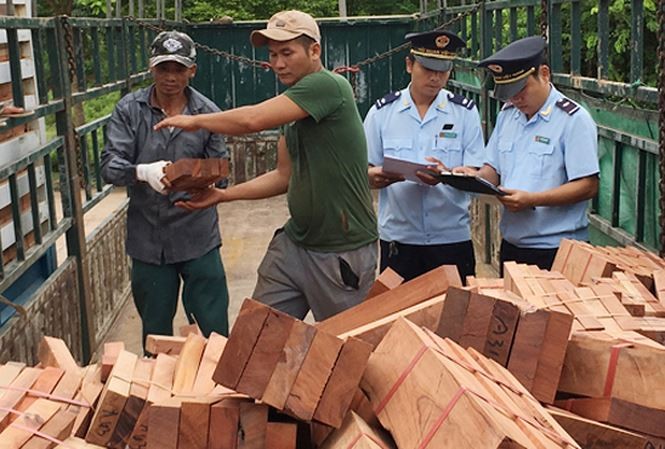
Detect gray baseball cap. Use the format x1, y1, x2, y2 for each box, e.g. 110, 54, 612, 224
149, 31, 197, 68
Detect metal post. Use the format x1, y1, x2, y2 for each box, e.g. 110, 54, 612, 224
106, 0, 112, 18
54, 17, 95, 363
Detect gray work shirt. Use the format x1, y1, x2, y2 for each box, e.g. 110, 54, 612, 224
101, 85, 227, 265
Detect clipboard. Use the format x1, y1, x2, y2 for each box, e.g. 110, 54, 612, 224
429, 171, 506, 196
382, 156, 431, 184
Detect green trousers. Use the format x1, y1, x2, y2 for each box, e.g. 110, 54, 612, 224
131, 247, 229, 351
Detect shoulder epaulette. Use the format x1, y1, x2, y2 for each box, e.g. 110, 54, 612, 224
375, 91, 401, 109
501, 102, 515, 111
447, 92, 475, 110
555, 98, 580, 115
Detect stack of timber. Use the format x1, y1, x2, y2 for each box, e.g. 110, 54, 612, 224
0, 336, 103, 448
0, 0, 50, 266
361, 317, 580, 448
437, 286, 573, 403
555, 331, 665, 441
213, 298, 373, 429
553, 239, 665, 295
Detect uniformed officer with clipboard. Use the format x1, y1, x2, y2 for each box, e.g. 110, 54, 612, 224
364, 29, 485, 281
465, 36, 599, 271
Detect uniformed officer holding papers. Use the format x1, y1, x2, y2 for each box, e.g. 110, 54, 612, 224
364, 30, 484, 281
460, 36, 599, 271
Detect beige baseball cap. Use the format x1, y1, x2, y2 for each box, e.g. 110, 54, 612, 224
250, 10, 321, 47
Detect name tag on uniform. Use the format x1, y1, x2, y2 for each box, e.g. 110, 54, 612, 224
534, 135, 550, 144
439, 131, 458, 139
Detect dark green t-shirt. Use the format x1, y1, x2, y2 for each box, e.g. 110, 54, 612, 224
283, 69, 378, 252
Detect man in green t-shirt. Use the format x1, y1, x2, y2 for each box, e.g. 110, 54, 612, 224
155, 10, 378, 320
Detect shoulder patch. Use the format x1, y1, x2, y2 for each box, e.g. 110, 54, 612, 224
375, 91, 401, 109
555, 98, 580, 115
501, 102, 515, 111
447, 92, 475, 110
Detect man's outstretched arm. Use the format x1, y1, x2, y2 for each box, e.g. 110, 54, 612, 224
155, 95, 309, 136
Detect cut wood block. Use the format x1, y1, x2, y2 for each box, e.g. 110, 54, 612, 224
317, 265, 461, 336
547, 406, 650, 449
209, 397, 250, 449
339, 294, 445, 349
437, 288, 521, 367
179, 397, 216, 449
311, 422, 335, 447
284, 331, 344, 422
69, 365, 103, 438
261, 320, 316, 410
147, 397, 182, 449
15, 366, 64, 414
109, 358, 154, 449
0, 398, 61, 447
238, 401, 268, 449
21, 408, 77, 449
265, 422, 298, 449
361, 318, 579, 449
555, 397, 665, 439
236, 307, 296, 399
164, 158, 229, 192
172, 333, 206, 396
364, 267, 404, 300
0, 366, 42, 430
320, 412, 395, 449
50, 369, 83, 403
127, 354, 176, 449
100, 342, 125, 383
145, 335, 187, 356
38, 336, 80, 373
214, 298, 272, 389
314, 337, 373, 428
0, 362, 26, 392
179, 323, 202, 337
85, 350, 137, 446
559, 331, 665, 412
192, 332, 228, 395
508, 307, 573, 404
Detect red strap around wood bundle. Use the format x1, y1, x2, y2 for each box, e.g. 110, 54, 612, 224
603, 342, 633, 397
373, 345, 428, 415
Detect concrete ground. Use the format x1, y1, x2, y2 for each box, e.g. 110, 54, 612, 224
74, 189, 497, 358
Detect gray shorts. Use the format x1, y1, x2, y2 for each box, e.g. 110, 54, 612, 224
252, 230, 378, 321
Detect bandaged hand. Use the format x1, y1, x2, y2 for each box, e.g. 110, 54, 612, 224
136, 160, 171, 194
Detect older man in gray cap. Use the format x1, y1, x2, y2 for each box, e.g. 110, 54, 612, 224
101, 31, 230, 351
156, 11, 378, 321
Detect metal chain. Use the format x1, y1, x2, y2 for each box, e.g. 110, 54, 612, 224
352, 1, 485, 70
540, 0, 548, 39
658, 0, 665, 256
61, 16, 78, 83
60, 15, 86, 187
125, 16, 270, 69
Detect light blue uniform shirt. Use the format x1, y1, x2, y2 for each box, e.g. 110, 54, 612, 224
485, 85, 599, 248
364, 87, 484, 245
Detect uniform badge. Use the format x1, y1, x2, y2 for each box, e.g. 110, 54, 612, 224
442, 124, 454, 130
435, 35, 450, 49
534, 135, 550, 144
440, 131, 458, 138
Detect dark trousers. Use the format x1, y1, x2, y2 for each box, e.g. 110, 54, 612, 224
379, 239, 475, 283
131, 247, 229, 352
499, 239, 557, 275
